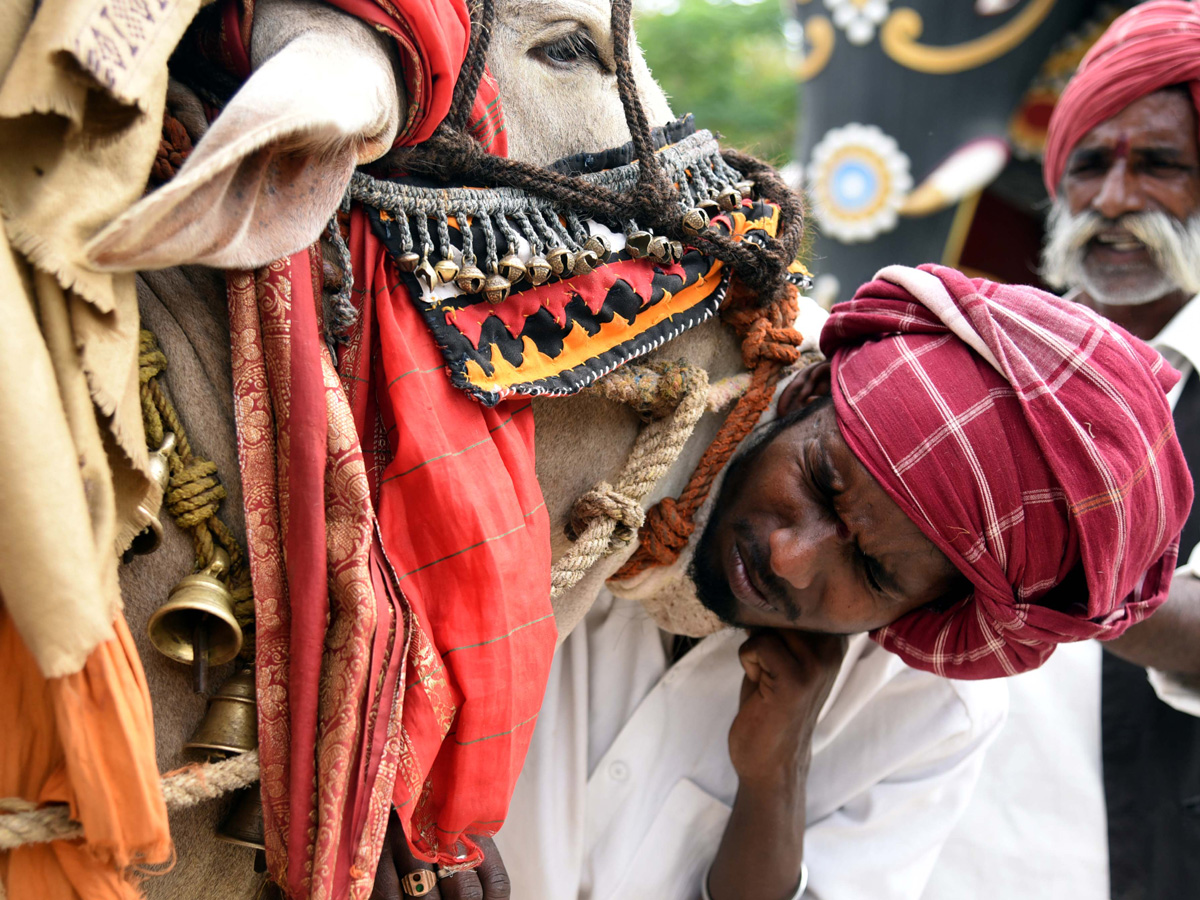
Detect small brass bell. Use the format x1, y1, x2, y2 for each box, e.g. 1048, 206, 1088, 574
547, 247, 573, 277
669, 240, 685, 263
681, 207, 710, 238
572, 248, 599, 276
129, 432, 176, 557
186, 667, 257, 758
717, 187, 743, 211
497, 254, 527, 284
148, 548, 243, 691
698, 198, 721, 219
625, 231, 653, 260
583, 234, 611, 263
526, 256, 552, 286
415, 256, 438, 290
456, 263, 486, 294
397, 251, 421, 273
648, 235, 673, 264
483, 272, 511, 305
434, 258, 460, 285
217, 786, 265, 851
736, 180, 755, 199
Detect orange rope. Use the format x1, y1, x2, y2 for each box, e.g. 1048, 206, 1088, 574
611, 280, 803, 580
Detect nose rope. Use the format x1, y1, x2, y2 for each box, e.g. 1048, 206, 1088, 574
611, 281, 803, 582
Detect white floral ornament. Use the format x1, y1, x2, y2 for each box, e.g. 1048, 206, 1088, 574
824, 0, 891, 46
806, 123, 913, 244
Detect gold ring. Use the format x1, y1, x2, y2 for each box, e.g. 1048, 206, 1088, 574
402, 870, 436, 897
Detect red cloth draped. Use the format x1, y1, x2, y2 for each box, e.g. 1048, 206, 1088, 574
821, 264, 1193, 679
226, 0, 542, 894
1043, 0, 1200, 197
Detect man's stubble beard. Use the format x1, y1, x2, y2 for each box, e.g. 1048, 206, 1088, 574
1041, 197, 1200, 305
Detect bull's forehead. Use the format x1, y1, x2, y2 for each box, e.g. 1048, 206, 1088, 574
496, 0, 615, 35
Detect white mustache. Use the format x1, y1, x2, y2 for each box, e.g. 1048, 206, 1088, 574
1041, 199, 1200, 302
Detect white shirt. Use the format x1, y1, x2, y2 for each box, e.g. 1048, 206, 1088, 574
496, 592, 1007, 900
922, 294, 1200, 900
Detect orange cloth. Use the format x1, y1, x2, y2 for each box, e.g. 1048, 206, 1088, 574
0, 608, 170, 900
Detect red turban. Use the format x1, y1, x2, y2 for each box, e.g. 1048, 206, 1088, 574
1043, 0, 1200, 197
820, 264, 1193, 679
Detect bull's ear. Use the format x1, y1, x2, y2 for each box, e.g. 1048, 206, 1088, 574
86, 25, 403, 272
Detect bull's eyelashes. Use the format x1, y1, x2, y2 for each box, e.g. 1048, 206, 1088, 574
534, 29, 604, 71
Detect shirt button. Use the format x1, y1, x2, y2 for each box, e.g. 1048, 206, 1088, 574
608, 760, 630, 782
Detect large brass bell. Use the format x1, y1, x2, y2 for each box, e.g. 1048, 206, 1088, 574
717, 187, 743, 211
218, 786, 265, 851
186, 667, 257, 758
148, 548, 243, 691
396, 251, 421, 273
129, 432, 175, 557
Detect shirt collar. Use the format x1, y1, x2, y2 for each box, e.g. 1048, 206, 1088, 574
1153, 294, 1200, 375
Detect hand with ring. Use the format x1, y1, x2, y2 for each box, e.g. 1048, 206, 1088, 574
371, 811, 511, 900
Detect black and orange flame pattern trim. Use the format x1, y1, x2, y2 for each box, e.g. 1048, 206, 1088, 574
368, 201, 783, 406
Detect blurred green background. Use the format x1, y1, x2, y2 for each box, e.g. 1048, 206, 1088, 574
635, 0, 801, 165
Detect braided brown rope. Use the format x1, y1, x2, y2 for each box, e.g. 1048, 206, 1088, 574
139, 330, 254, 656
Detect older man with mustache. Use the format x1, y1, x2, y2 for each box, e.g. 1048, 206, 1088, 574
924, 4, 1200, 899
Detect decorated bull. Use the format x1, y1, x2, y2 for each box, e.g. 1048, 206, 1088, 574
0, 0, 817, 896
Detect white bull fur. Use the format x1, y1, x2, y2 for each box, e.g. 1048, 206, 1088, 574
108, 0, 748, 894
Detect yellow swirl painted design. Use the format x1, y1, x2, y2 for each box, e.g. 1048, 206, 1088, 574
880, 0, 1056, 75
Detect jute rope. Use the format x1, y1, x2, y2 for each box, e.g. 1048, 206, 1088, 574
0, 752, 260, 851
140, 329, 255, 656
549, 361, 709, 598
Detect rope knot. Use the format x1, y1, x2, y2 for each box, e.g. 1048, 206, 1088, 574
568, 482, 645, 543
639, 497, 695, 566
139, 330, 167, 384
741, 316, 802, 369
165, 459, 227, 530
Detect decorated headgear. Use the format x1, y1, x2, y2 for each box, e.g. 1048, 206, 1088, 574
821, 264, 1193, 679
1043, 0, 1200, 197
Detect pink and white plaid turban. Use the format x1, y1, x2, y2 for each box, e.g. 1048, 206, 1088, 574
820, 265, 1193, 678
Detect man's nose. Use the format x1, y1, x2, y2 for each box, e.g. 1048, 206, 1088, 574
1092, 160, 1144, 220
768, 517, 839, 591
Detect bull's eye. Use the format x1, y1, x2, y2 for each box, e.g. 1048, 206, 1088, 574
536, 30, 603, 69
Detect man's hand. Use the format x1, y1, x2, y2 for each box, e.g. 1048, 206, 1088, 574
728, 630, 848, 789
371, 812, 511, 900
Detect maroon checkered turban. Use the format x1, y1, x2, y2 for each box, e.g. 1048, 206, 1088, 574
820, 264, 1193, 678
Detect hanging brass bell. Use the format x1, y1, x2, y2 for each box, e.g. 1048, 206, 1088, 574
415, 256, 438, 290
583, 234, 611, 263
698, 198, 721, 219
483, 272, 511, 305
546, 247, 573, 277
129, 432, 176, 557
572, 248, 599, 276
456, 263, 486, 294
434, 258, 460, 285
681, 207, 710, 238
497, 254, 527, 284
625, 231, 653, 260
397, 251, 421, 273
217, 786, 265, 851
717, 187, 743, 211
185, 666, 257, 758
669, 240, 685, 263
526, 256, 552, 286
147, 548, 243, 670
648, 235, 673, 264
736, 180, 754, 199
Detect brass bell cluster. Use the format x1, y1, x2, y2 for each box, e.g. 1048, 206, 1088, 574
147, 547, 243, 693
677, 177, 754, 240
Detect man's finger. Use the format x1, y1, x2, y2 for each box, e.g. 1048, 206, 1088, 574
386, 816, 441, 900
436, 870, 483, 900
738, 632, 808, 697
473, 836, 512, 899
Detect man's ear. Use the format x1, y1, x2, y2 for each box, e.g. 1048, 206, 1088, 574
86, 6, 404, 272
778, 361, 832, 417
